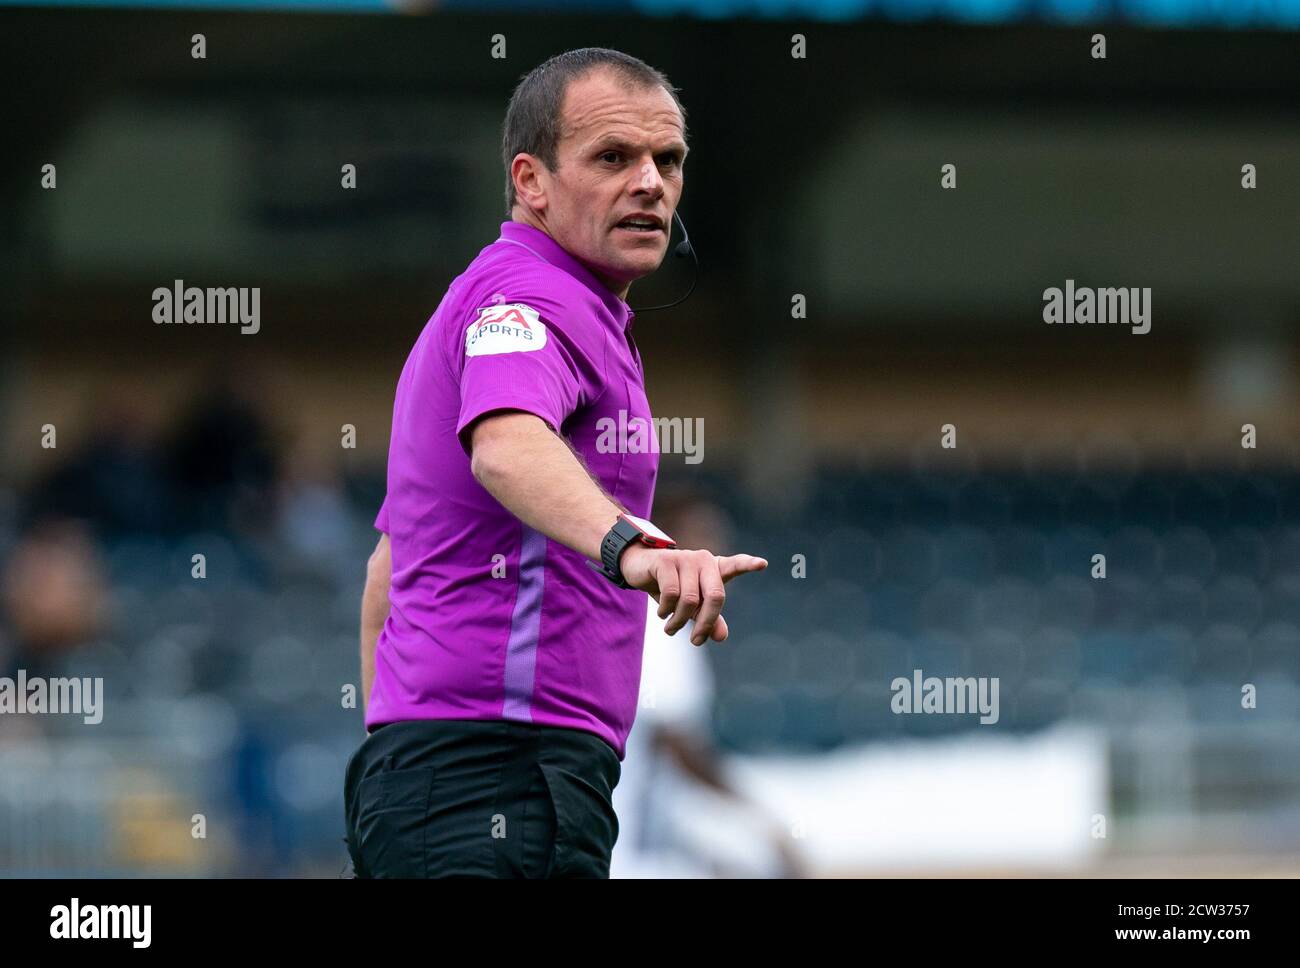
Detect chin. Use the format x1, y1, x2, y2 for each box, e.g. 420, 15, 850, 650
607, 252, 659, 277
620, 263, 661, 288
629, 248, 667, 271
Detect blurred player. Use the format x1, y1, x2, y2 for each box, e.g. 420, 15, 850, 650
610, 497, 804, 878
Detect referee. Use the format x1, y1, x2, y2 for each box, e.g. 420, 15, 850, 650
344, 48, 767, 878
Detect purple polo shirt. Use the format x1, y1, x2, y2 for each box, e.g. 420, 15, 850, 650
368, 220, 659, 759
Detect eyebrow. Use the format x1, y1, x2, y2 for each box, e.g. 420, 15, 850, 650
590, 136, 688, 161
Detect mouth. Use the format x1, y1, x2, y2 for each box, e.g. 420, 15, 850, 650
613, 213, 666, 236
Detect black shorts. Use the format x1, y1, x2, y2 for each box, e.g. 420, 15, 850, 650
343, 718, 621, 879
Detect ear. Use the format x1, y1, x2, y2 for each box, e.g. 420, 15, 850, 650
511, 153, 548, 215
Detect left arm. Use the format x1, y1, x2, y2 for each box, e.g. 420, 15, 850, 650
360, 533, 391, 713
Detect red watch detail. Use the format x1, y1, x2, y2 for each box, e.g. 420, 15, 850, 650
620, 512, 676, 549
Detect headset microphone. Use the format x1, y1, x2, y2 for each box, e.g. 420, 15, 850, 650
629, 209, 698, 313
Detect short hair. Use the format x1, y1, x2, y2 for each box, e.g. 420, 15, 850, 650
500, 48, 688, 216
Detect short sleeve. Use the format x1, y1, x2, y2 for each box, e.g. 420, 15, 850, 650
374, 497, 390, 534
453, 300, 599, 458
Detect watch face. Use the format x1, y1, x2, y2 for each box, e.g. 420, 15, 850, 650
621, 513, 675, 547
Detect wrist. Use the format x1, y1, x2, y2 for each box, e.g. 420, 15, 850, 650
617, 540, 651, 579
588, 510, 624, 565
587, 511, 676, 588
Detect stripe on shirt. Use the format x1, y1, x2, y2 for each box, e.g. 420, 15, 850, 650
501, 524, 547, 722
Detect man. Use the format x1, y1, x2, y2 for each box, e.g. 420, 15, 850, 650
344, 48, 767, 879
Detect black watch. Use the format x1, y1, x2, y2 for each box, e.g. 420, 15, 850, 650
588, 512, 676, 588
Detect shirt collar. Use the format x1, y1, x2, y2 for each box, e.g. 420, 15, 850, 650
496, 221, 635, 332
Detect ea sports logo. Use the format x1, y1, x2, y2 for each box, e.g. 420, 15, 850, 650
465, 303, 548, 357
475, 306, 533, 330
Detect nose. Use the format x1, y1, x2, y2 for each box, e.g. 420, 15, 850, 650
633, 156, 665, 199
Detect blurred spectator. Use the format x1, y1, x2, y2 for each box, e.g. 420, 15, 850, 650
26, 394, 169, 540
0, 517, 111, 670
274, 436, 357, 583
162, 371, 281, 538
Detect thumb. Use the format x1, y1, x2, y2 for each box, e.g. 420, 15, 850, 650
716, 554, 768, 583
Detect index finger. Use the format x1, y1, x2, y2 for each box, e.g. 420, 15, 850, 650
716, 554, 768, 583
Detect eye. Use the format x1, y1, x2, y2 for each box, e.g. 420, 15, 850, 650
599, 150, 622, 164
657, 154, 682, 169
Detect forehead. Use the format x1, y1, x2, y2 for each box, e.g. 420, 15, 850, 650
558, 68, 685, 148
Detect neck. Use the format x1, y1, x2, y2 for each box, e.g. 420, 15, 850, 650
510, 207, 632, 303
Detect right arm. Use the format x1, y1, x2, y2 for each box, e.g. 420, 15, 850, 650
469, 409, 624, 568
469, 411, 767, 646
